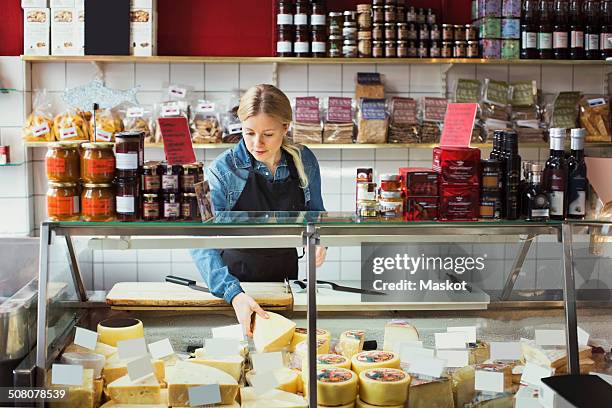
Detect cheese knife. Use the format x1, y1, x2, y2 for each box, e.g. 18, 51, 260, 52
165, 275, 211, 293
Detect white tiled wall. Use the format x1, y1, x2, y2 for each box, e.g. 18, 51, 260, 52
2, 58, 611, 291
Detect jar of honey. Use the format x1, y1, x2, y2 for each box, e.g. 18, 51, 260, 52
46, 142, 81, 183
81, 183, 115, 222
379, 190, 403, 220
47, 182, 80, 221
81, 142, 115, 183
379, 174, 401, 191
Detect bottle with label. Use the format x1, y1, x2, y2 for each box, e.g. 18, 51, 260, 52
584, 0, 600, 59
601, 0, 612, 58
503, 131, 522, 220
543, 128, 569, 220
526, 163, 551, 221
538, 0, 554, 58
522, 0, 540, 59
569, 0, 585, 59
490, 130, 503, 160
567, 128, 588, 219
553, 0, 570, 59
519, 161, 533, 217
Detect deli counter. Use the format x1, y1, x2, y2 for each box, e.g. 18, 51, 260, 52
13, 212, 612, 407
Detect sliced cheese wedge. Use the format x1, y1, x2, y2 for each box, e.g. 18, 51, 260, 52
102, 356, 165, 384
351, 350, 400, 375
240, 387, 308, 407
520, 339, 591, 369
468, 340, 490, 365
474, 363, 513, 393
253, 312, 296, 353
338, 330, 365, 360
382, 320, 419, 352
100, 389, 168, 407
166, 361, 239, 406
246, 367, 300, 394
190, 354, 244, 381
107, 373, 161, 404
408, 376, 454, 408
289, 328, 331, 352
64, 341, 118, 359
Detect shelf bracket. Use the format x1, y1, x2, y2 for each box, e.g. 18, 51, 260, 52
441, 63, 453, 99
92, 61, 105, 84
272, 62, 279, 88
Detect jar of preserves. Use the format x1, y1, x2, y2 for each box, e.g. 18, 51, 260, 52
384, 5, 396, 23
466, 24, 478, 41
454, 25, 466, 41
372, 6, 384, 24
181, 193, 200, 221
142, 193, 160, 221
161, 163, 182, 193
430, 41, 441, 57
311, 26, 326, 57
115, 131, 142, 178
397, 40, 408, 57
427, 8, 436, 25
142, 161, 161, 193
343, 40, 358, 57
344, 10, 356, 24
181, 163, 200, 193
454, 41, 467, 58
441, 41, 453, 58
163, 193, 181, 221
467, 41, 480, 58
81, 142, 115, 184
356, 4, 372, 30
357, 200, 378, 218
397, 23, 409, 40
115, 177, 140, 222
343, 22, 357, 40
294, 26, 310, 57
372, 0, 384, 4
407, 22, 418, 40
416, 7, 426, 24
442, 24, 454, 41
46, 142, 80, 183
310, 1, 326, 26
396, 5, 405, 23
356, 182, 377, 202
277, 25, 294, 56
372, 23, 384, 41
384, 0, 396, 4
418, 23, 429, 41
407, 40, 418, 57
385, 40, 397, 57
379, 174, 401, 191
81, 183, 115, 222
379, 190, 403, 219
407, 6, 417, 23
47, 182, 80, 221
373, 41, 384, 57
294, 0, 309, 26
358, 31, 372, 57
328, 35, 343, 57
385, 23, 397, 40
328, 12, 343, 33
430, 24, 441, 41
418, 41, 429, 57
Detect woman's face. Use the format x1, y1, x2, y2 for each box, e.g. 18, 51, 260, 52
242, 113, 288, 164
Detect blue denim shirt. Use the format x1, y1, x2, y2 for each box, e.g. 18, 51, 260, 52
190, 139, 325, 304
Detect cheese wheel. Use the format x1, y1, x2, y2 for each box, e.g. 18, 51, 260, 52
359, 368, 410, 405
409, 377, 454, 408
316, 367, 358, 406
351, 351, 400, 375
356, 397, 403, 408
296, 337, 330, 360
302, 354, 352, 385
382, 320, 419, 352
319, 403, 355, 408
246, 367, 300, 394
107, 373, 161, 404
289, 327, 332, 352
338, 330, 366, 360
166, 361, 239, 406
97, 318, 144, 347
253, 312, 296, 353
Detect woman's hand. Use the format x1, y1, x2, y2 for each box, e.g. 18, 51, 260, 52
316, 246, 327, 268
231, 292, 268, 337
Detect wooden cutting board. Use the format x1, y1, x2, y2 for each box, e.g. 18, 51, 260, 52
106, 282, 293, 311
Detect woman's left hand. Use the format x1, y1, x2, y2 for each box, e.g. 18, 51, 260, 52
316, 246, 327, 268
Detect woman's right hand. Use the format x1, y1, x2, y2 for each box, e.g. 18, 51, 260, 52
231, 292, 269, 337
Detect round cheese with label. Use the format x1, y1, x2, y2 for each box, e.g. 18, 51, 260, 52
351, 351, 400, 375
289, 328, 331, 352
302, 354, 352, 385
97, 318, 144, 347
315, 368, 358, 406
356, 397, 403, 408
359, 368, 410, 405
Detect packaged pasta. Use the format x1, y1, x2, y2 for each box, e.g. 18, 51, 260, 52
357, 98, 387, 144
323, 97, 354, 144
23, 91, 55, 142
89, 107, 123, 142
292, 96, 323, 144
388, 97, 419, 143
53, 108, 90, 141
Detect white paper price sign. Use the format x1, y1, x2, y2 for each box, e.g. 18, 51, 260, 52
521, 363, 553, 387
436, 349, 469, 368
490, 342, 522, 361
535, 330, 565, 346
447, 326, 477, 343
405, 355, 445, 378
435, 332, 469, 349
475, 370, 505, 393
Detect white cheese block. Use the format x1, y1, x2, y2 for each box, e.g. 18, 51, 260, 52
166, 361, 239, 406
356, 397, 403, 408
246, 367, 300, 394
107, 373, 161, 404
289, 328, 331, 352
520, 339, 591, 369
337, 330, 366, 360
382, 320, 419, 352
102, 357, 165, 384
100, 388, 168, 406
240, 387, 307, 407
408, 376, 454, 408
194, 342, 249, 358
314, 367, 358, 406
451, 365, 476, 408
253, 312, 296, 353
190, 354, 243, 381
351, 350, 400, 375
64, 341, 118, 359
97, 318, 144, 346
48, 368, 94, 408
358, 368, 410, 405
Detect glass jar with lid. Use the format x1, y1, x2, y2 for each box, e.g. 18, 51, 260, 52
311, 26, 327, 57
142, 193, 160, 221
385, 23, 397, 40
430, 24, 441, 41
396, 5, 405, 23
442, 24, 454, 41
441, 41, 453, 58
343, 39, 358, 58
163, 193, 181, 221
115, 177, 140, 222
407, 40, 418, 57
454, 25, 467, 41
46, 141, 81, 183
397, 23, 409, 40
430, 41, 441, 58
372, 6, 384, 23
343, 22, 357, 40
467, 41, 480, 58
372, 23, 384, 41
294, 26, 310, 57
418, 41, 429, 58
357, 200, 379, 218
294, 0, 309, 26
142, 161, 161, 193
81, 142, 115, 184
310, 1, 326, 26
161, 163, 183, 194
81, 183, 115, 222
181, 193, 200, 221
277, 25, 294, 57
328, 12, 343, 34
115, 131, 142, 178
47, 182, 80, 221
418, 23, 429, 41
384, 4, 396, 23
407, 6, 417, 23
358, 31, 372, 57
454, 41, 467, 58
397, 41, 408, 58
328, 35, 343, 57
356, 4, 372, 30
379, 190, 403, 220
373, 41, 384, 57
385, 40, 397, 57
181, 163, 200, 193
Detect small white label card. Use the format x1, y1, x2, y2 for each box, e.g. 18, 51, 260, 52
251, 372, 279, 395
436, 349, 469, 368
577, 327, 590, 346
148, 338, 174, 360
535, 329, 565, 346
205, 338, 241, 357
447, 326, 477, 343
405, 355, 446, 378
117, 337, 148, 360
514, 385, 541, 408
73, 327, 98, 350
251, 352, 284, 373
591, 372, 612, 386
435, 331, 469, 349
188, 384, 222, 406
393, 340, 423, 354
127, 355, 154, 382
168, 85, 187, 99
212, 324, 244, 341
490, 342, 522, 361
521, 362, 553, 387
51, 363, 83, 386
475, 369, 505, 393
398, 344, 435, 364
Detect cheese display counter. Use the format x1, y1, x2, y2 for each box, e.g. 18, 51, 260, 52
13, 212, 612, 407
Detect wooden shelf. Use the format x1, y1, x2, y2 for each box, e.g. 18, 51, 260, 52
20, 55, 612, 65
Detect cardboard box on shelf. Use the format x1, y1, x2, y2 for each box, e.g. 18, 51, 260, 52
130, 5, 157, 56
51, 7, 79, 55
23, 8, 50, 56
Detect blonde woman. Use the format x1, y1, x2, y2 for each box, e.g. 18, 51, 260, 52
191, 84, 326, 335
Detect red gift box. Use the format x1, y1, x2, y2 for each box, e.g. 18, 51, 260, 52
405, 196, 439, 221
439, 183, 479, 221
432, 147, 481, 185
399, 167, 439, 197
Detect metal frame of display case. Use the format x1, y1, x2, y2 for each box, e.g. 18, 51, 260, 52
34, 217, 598, 406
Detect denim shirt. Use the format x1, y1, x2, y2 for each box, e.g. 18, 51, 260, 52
190, 139, 325, 304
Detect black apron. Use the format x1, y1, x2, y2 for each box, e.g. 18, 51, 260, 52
220, 152, 305, 282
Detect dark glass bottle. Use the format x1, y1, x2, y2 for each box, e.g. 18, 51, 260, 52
538, 0, 554, 58
522, 0, 540, 58
584, 0, 600, 59
569, 0, 585, 59
567, 128, 588, 219
553, 0, 570, 59
503, 131, 522, 220
490, 130, 503, 160
519, 161, 533, 217
526, 163, 551, 221
543, 128, 569, 220
601, 0, 612, 58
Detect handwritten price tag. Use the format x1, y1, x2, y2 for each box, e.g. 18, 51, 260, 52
158, 117, 196, 165
440, 103, 478, 148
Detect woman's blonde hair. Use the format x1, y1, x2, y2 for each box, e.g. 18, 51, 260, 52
237, 84, 308, 188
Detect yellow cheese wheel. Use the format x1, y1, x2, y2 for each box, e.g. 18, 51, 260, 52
289, 328, 332, 352
351, 351, 400, 375
338, 330, 365, 360
319, 403, 355, 408
302, 354, 352, 385
296, 337, 330, 361
356, 397, 403, 408
314, 367, 358, 406
358, 368, 410, 405
97, 318, 144, 347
